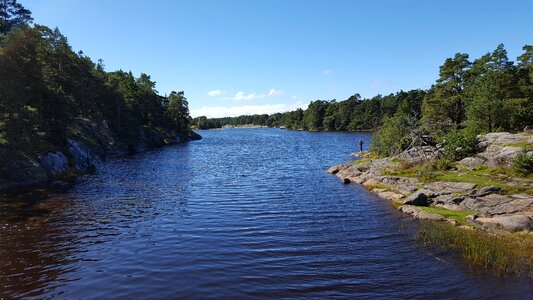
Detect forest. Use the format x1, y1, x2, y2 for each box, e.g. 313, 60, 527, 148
193, 44, 533, 158
0, 0, 195, 155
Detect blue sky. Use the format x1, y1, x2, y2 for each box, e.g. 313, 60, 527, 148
26, 0, 533, 117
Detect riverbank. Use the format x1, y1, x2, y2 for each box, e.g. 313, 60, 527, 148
0, 118, 202, 192
327, 131, 533, 274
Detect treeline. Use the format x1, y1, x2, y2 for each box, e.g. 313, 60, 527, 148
194, 43, 533, 158
0, 0, 194, 153
192, 90, 426, 131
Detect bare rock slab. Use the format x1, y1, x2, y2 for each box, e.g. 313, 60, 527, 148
425, 181, 476, 194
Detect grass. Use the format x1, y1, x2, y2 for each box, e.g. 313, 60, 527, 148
505, 141, 532, 149
435, 172, 532, 195
419, 206, 475, 225
417, 221, 533, 276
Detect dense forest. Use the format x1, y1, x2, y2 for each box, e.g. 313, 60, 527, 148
193, 44, 533, 157
0, 0, 196, 155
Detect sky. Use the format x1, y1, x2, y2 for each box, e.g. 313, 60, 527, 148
25, 0, 533, 118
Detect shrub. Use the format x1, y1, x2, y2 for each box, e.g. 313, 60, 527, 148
443, 128, 478, 161
512, 149, 533, 176
371, 114, 411, 157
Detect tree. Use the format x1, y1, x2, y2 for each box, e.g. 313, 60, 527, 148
0, 0, 32, 34
166, 91, 190, 135
422, 53, 471, 135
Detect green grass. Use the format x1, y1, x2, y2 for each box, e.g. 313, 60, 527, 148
505, 141, 532, 149
417, 221, 533, 276
435, 172, 532, 195
419, 206, 475, 225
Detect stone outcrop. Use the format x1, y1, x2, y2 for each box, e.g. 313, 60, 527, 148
0, 118, 202, 192
459, 132, 533, 168
327, 131, 533, 233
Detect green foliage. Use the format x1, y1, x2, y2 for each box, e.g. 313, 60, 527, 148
512, 149, 533, 176
443, 128, 478, 161
370, 113, 411, 157
0, 0, 33, 34
434, 157, 453, 171
0, 19, 193, 152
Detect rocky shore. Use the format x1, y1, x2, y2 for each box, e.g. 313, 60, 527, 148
0, 118, 202, 192
327, 132, 533, 233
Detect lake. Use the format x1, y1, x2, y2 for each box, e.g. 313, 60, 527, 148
0, 128, 531, 298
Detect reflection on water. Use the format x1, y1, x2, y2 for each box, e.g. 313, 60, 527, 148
1, 129, 531, 298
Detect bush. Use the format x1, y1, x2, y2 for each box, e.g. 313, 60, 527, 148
371, 114, 411, 157
443, 128, 478, 161
512, 149, 533, 176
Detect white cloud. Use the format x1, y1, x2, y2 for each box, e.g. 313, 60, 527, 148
233, 91, 264, 101
268, 88, 283, 96
323, 69, 332, 76
233, 88, 283, 101
207, 89, 225, 97
191, 102, 308, 118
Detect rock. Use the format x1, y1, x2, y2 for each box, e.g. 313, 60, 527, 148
459, 156, 485, 167
189, 131, 203, 140
398, 205, 446, 221
481, 145, 524, 167
377, 176, 420, 194
398, 205, 422, 215
377, 191, 404, 201
479, 132, 533, 148
350, 151, 371, 158
68, 139, 100, 172
425, 181, 476, 194
38, 151, 69, 176
403, 189, 433, 206
417, 211, 447, 221
326, 165, 347, 174
341, 178, 351, 184
475, 215, 533, 232
433, 194, 465, 206
0, 148, 48, 190
362, 177, 381, 188
469, 186, 502, 197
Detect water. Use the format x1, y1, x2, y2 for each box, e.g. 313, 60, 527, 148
0, 128, 531, 299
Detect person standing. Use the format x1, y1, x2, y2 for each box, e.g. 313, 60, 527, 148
359, 140, 364, 153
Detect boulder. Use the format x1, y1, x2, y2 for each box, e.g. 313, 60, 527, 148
459, 156, 485, 167
68, 139, 100, 172
403, 189, 433, 206
341, 178, 351, 184
425, 181, 476, 194
377, 191, 404, 201
398, 205, 446, 221
38, 151, 69, 176
475, 215, 533, 232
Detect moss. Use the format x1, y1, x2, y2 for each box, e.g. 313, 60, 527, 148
417, 221, 533, 276
419, 206, 474, 225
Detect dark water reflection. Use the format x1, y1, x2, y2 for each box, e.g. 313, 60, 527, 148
1, 128, 531, 298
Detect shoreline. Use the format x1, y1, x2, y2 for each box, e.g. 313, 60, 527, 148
0, 122, 202, 193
